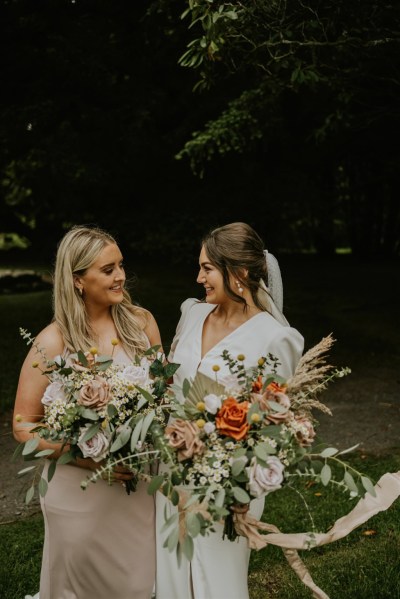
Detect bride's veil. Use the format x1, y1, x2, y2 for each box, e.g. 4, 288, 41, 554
257, 250, 290, 327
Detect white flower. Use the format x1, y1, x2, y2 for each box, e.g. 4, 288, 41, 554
53, 354, 65, 367
204, 393, 222, 414
219, 373, 243, 394
118, 359, 150, 386
42, 381, 67, 406
246, 456, 285, 498
77, 426, 110, 462
204, 422, 216, 435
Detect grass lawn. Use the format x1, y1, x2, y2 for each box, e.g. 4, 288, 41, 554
1, 453, 399, 599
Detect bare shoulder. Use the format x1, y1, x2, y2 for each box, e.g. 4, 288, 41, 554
140, 308, 162, 348
29, 322, 65, 362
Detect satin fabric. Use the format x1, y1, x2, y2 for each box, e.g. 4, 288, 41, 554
37, 348, 156, 599
156, 299, 304, 599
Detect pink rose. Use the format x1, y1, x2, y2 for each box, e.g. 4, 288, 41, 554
294, 414, 316, 447
166, 419, 205, 462
77, 426, 110, 462
78, 375, 110, 409
246, 456, 285, 497
251, 389, 292, 424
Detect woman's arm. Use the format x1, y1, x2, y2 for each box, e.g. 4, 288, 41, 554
13, 323, 100, 471
143, 309, 163, 350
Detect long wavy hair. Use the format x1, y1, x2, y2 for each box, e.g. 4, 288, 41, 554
202, 222, 271, 313
53, 225, 148, 357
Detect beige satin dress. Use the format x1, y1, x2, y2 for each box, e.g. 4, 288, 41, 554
39, 349, 155, 599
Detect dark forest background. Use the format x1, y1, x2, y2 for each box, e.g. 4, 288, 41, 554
0, 0, 399, 266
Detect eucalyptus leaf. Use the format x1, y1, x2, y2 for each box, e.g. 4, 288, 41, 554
96, 360, 113, 371
47, 460, 57, 483
135, 385, 154, 403
38, 477, 48, 497
361, 476, 376, 497
337, 443, 360, 456
130, 418, 143, 452
319, 447, 339, 458
147, 475, 164, 495
167, 526, 180, 552
25, 486, 35, 504
232, 486, 250, 504
320, 463, 332, 486
34, 449, 56, 458
81, 423, 101, 443
57, 451, 74, 465
17, 465, 36, 476
182, 534, 194, 561
107, 403, 118, 418
254, 443, 276, 461
22, 437, 40, 456
11, 443, 24, 461
344, 471, 358, 494
110, 427, 131, 452
186, 512, 201, 537
77, 350, 88, 367
161, 512, 179, 533
215, 488, 226, 508
140, 410, 155, 442
231, 456, 247, 476
182, 378, 191, 398
79, 408, 99, 421
171, 489, 180, 506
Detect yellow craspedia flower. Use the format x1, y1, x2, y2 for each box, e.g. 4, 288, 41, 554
196, 401, 206, 412
258, 357, 266, 366
237, 354, 246, 361
31, 361, 39, 368
89, 347, 98, 355
127, 384, 134, 391
111, 338, 119, 346
251, 413, 261, 423
212, 364, 220, 372
196, 419, 206, 429
15, 414, 22, 422
101, 419, 108, 429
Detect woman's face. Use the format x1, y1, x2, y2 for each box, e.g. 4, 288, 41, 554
77, 243, 125, 309
197, 245, 226, 304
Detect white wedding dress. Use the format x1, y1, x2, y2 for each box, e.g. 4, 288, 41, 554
156, 299, 304, 599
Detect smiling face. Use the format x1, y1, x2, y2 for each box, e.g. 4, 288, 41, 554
197, 245, 228, 304
75, 243, 125, 309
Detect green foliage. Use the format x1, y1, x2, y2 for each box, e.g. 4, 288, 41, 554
1, 454, 399, 599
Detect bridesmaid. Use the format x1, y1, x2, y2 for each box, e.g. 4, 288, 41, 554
156, 222, 304, 599
14, 225, 161, 599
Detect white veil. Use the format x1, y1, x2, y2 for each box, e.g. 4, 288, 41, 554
257, 250, 289, 327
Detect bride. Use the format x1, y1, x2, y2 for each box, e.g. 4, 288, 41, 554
155, 222, 304, 599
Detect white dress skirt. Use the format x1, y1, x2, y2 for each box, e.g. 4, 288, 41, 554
156, 299, 304, 599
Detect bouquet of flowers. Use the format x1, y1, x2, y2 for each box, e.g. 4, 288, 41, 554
150, 335, 375, 560
15, 328, 179, 500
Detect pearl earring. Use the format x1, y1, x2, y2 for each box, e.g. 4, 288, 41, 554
235, 280, 243, 293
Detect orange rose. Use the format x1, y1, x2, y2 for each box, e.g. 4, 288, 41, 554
251, 376, 263, 392
266, 381, 287, 393
216, 397, 249, 441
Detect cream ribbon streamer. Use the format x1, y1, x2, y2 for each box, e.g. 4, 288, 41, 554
233, 471, 400, 599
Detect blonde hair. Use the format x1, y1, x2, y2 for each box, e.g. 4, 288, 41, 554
53, 225, 148, 358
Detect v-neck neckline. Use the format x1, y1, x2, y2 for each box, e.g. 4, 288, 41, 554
199, 306, 265, 361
